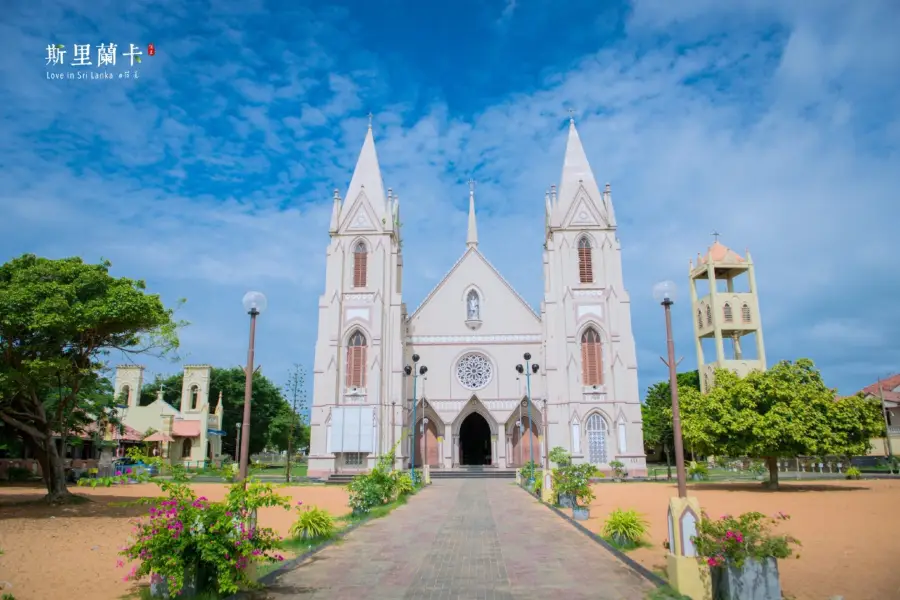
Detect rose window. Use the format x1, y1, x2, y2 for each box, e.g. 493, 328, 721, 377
455, 353, 493, 390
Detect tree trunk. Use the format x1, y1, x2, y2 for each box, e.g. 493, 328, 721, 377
664, 443, 672, 481
21, 430, 74, 502
765, 456, 780, 490
286, 418, 294, 484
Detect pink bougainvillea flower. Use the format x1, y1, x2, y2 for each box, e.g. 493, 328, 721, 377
116, 559, 125, 568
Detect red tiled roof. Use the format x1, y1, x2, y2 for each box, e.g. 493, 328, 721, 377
860, 374, 900, 402
172, 420, 200, 438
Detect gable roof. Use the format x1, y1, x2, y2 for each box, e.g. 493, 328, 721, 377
860, 374, 900, 403
407, 247, 540, 322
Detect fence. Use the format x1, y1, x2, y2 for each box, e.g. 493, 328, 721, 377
646, 455, 893, 482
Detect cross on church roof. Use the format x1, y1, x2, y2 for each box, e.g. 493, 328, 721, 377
367, 112, 373, 128
711, 230, 721, 242
468, 179, 475, 193
568, 108, 575, 123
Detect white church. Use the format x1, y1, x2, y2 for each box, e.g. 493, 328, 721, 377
307, 118, 647, 478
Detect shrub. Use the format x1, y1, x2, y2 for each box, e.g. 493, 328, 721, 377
549, 446, 572, 467
609, 460, 627, 479
687, 461, 708, 478
347, 442, 404, 514
533, 475, 543, 496
119, 478, 291, 595
6, 466, 32, 482
845, 466, 861, 480
748, 461, 767, 476
602, 508, 649, 549
518, 460, 540, 482
692, 511, 801, 569
551, 463, 599, 506
391, 471, 416, 496
289, 505, 336, 541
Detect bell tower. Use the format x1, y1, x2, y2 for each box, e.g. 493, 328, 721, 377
689, 236, 767, 394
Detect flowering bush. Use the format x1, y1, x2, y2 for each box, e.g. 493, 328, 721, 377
551, 463, 600, 505
119, 478, 291, 595
347, 442, 416, 514
692, 511, 801, 569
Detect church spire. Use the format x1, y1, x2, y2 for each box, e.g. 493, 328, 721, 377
466, 180, 478, 249
553, 117, 606, 227
344, 118, 387, 217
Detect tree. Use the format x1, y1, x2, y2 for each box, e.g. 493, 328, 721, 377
0, 254, 180, 502
642, 371, 700, 479
278, 364, 310, 482
141, 367, 287, 457
680, 359, 884, 489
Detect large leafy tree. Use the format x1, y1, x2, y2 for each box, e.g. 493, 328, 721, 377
680, 358, 884, 489
641, 370, 700, 479
0, 254, 180, 502
142, 367, 286, 457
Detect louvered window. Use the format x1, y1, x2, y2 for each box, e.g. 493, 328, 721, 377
696, 309, 703, 329
353, 241, 367, 288
705, 304, 712, 326
741, 303, 751, 323
723, 303, 733, 323
577, 236, 593, 284
346, 331, 367, 388
581, 327, 603, 386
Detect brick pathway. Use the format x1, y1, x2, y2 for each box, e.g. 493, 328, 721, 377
259, 479, 654, 600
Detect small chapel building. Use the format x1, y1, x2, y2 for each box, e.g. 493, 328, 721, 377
307, 118, 647, 478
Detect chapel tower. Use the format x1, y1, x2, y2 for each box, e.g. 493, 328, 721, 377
689, 238, 767, 394
306, 122, 406, 478
540, 118, 646, 474
113, 364, 144, 408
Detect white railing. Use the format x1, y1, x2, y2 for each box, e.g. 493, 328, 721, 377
887, 426, 900, 436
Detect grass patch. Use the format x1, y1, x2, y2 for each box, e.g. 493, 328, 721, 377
601, 535, 654, 553
645, 585, 691, 600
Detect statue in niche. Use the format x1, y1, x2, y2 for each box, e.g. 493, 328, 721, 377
467, 291, 480, 320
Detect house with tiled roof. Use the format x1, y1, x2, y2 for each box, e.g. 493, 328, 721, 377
860, 374, 900, 457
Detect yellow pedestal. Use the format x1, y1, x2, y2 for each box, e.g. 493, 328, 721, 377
541, 471, 554, 503
424, 465, 431, 485
666, 496, 711, 600
515, 470, 522, 485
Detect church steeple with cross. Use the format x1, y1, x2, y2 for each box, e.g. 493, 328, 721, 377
689, 234, 767, 393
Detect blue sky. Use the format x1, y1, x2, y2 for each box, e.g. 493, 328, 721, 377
1, 0, 899, 401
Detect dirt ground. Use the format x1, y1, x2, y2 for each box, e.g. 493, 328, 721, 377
585, 479, 900, 600
0, 482, 350, 600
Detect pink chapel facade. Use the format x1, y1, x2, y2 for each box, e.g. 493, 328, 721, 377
306, 119, 648, 479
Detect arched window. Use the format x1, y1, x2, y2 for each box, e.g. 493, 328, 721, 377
352, 241, 367, 288
586, 413, 608, 465
723, 303, 733, 323
190, 385, 200, 410
696, 309, 703, 329
577, 236, 593, 284
581, 327, 603, 386
741, 303, 751, 323
120, 385, 131, 405
346, 330, 367, 388
466, 289, 480, 320
705, 304, 712, 326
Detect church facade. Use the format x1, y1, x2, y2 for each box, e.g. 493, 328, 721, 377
306, 119, 647, 478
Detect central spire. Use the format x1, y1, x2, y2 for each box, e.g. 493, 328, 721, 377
466, 180, 478, 249
344, 119, 387, 218
551, 117, 612, 228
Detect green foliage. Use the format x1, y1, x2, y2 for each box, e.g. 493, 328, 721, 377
0, 254, 182, 499
392, 471, 416, 496
551, 463, 600, 506
5, 466, 33, 482
347, 442, 408, 514
845, 466, 862, 480
549, 446, 572, 467
687, 461, 708, 478
609, 460, 627, 479
518, 460, 540, 482
692, 511, 801, 568
680, 359, 884, 487
533, 475, 543, 496
120, 478, 291, 596
641, 371, 700, 453
289, 505, 336, 540
602, 508, 649, 548
143, 367, 288, 457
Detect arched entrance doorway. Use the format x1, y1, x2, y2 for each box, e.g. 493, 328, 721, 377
459, 412, 491, 466
511, 415, 539, 468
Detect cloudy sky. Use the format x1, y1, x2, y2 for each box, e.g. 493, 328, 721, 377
1, 0, 898, 401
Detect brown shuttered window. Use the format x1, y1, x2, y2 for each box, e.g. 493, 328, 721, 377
581, 327, 603, 386
741, 303, 751, 323
346, 331, 367, 388
723, 303, 733, 322
577, 236, 593, 284
353, 241, 367, 288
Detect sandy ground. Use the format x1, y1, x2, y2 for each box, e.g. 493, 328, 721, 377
0, 482, 350, 600
584, 479, 900, 600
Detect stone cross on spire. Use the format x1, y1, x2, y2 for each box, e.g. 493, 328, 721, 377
367, 112, 373, 129
712, 230, 721, 243
466, 179, 478, 249
568, 108, 575, 123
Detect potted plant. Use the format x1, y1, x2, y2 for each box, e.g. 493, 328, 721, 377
602, 508, 649, 550
567, 463, 598, 521
551, 464, 576, 508
845, 466, 862, 480
549, 446, 572, 467
609, 460, 627, 482
687, 460, 708, 481
692, 511, 801, 600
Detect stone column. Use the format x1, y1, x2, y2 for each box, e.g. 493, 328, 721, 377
490, 434, 497, 467
452, 434, 459, 467
499, 423, 507, 467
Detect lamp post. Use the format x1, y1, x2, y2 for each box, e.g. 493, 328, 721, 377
238, 291, 267, 482
404, 354, 427, 483
235, 423, 242, 463
516, 354, 540, 485
653, 281, 687, 498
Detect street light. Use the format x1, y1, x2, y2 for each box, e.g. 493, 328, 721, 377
404, 354, 427, 483
238, 291, 267, 481
652, 280, 688, 498
515, 353, 540, 485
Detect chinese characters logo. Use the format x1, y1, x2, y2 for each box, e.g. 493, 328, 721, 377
45, 43, 155, 81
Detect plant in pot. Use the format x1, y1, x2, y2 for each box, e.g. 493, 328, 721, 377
687, 460, 708, 481
609, 460, 627, 482
692, 511, 801, 600
845, 466, 862, 480
567, 463, 599, 521
518, 460, 540, 490
549, 446, 572, 467
601, 508, 649, 550
550, 465, 575, 508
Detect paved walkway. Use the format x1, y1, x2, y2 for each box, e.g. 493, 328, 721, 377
260, 479, 654, 600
